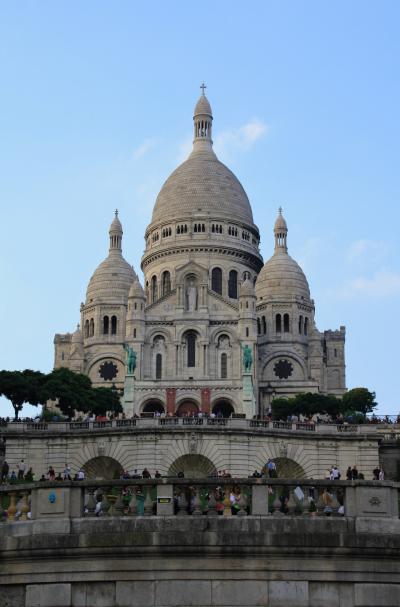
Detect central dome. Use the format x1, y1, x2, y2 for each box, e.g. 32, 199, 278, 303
151, 92, 254, 226
151, 148, 254, 224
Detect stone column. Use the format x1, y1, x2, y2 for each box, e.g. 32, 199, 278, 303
201, 388, 211, 415
166, 388, 177, 416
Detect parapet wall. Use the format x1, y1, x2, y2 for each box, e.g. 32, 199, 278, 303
1, 516, 400, 607
1, 481, 400, 607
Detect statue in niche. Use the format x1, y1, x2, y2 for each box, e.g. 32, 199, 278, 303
242, 345, 253, 372
218, 336, 230, 349
124, 344, 137, 375
186, 280, 198, 312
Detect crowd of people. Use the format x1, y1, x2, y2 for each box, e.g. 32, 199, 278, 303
2, 412, 400, 426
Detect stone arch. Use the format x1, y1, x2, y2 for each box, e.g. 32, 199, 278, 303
168, 454, 217, 478
142, 399, 165, 414
176, 400, 199, 417
271, 457, 306, 479
212, 398, 235, 418
82, 456, 123, 480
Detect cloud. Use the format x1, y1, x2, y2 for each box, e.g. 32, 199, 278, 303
176, 119, 269, 164
336, 269, 400, 299
214, 119, 268, 159
347, 239, 389, 263
133, 138, 158, 159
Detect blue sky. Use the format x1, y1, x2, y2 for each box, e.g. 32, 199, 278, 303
0, 1, 399, 416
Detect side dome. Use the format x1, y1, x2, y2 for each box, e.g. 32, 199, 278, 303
256, 210, 310, 301
86, 212, 136, 304
151, 91, 254, 226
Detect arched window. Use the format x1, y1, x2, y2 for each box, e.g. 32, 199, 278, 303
262, 316, 267, 335
103, 316, 109, 335
156, 353, 162, 379
133, 328, 137, 338
84, 320, 89, 338
304, 317, 309, 335
284, 313, 290, 333
228, 270, 238, 299
211, 267, 222, 295
298, 315, 303, 334
89, 318, 94, 337
162, 271, 171, 296
246, 327, 249, 337
186, 332, 196, 367
151, 275, 158, 303
257, 318, 261, 335
111, 315, 117, 335
221, 353, 228, 379
276, 314, 281, 333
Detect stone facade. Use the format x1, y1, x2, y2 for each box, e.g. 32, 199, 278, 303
3, 423, 380, 480
54, 91, 346, 418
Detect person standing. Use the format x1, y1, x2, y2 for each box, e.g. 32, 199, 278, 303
17, 459, 26, 480
1, 460, 9, 483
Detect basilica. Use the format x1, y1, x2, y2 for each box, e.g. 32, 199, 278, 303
54, 90, 346, 418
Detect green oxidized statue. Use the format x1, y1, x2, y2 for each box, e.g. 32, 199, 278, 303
124, 344, 137, 375
242, 345, 253, 372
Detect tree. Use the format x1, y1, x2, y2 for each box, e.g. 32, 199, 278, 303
90, 387, 122, 417
342, 388, 377, 415
0, 369, 47, 420
40, 368, 93, 419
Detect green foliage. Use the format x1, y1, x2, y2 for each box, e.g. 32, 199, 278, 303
90, 386, 122, 416
271, 392, 343, 420
40, 368, 93, 419
0, 367, 122, 419
342, 388, 377, 415
0, 369, 47, 419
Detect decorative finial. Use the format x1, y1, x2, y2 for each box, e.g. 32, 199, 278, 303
278, 206, 283, 215
200, 82, 207, 96
115, 209, 119, 217
77, 323, 80, 330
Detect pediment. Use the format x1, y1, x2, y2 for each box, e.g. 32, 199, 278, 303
175, 261, 209, 283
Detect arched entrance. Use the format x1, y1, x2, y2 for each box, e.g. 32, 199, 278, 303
142, 400, 165, 415
271, 458, 306, 479
212, 399, 235, 418
176, 400, 199, 417
168, 454, 217, 479
82, 456, 123, 480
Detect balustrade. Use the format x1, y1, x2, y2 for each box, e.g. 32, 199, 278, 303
3, 418, 399, 435
1, 479, 397, 522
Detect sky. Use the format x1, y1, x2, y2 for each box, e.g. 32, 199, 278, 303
0, 1, 399, 417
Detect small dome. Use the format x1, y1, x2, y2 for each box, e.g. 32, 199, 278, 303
86, 212, 135, 304
240, 277, 255, 296
274, 209, 287, 231
86, 255, 136, 304
194, 94, 212, 117
256, 252, 310, 301
256, 210, 310, 301
129, 278, 145, 298
110, 211, 122, 233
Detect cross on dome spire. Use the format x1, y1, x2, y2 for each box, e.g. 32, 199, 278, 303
109, 210, 123, 253
193, 85, 213, 147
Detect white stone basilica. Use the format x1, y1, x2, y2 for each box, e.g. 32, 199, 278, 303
54, 90, 346, 417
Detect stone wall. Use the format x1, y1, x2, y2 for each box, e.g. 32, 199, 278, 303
2, 425, 380, 480
1, 516, 400, 607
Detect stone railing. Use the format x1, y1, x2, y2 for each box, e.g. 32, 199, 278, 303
3, 418, 399, 435
0, 479, 398, 522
